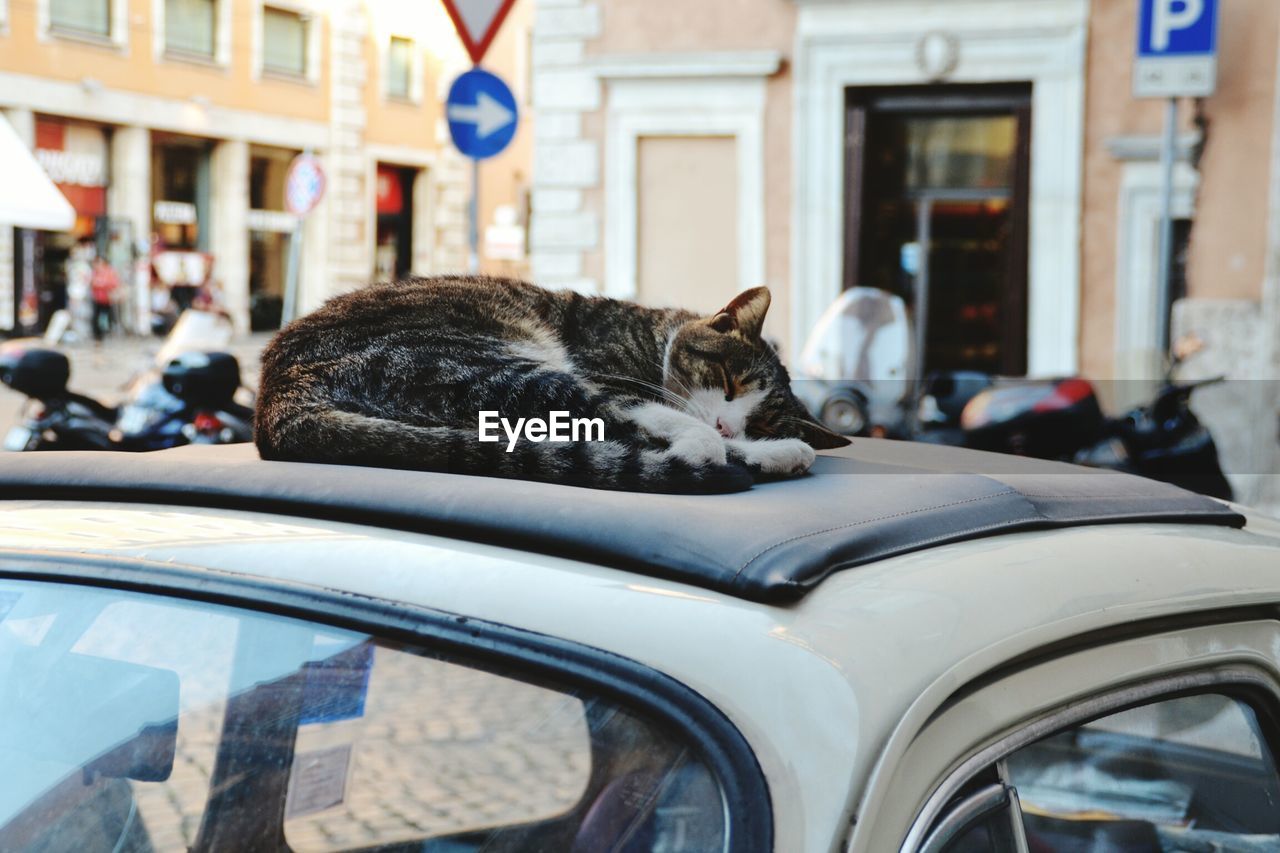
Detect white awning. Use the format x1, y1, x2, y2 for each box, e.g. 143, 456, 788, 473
0, 113, 75, 231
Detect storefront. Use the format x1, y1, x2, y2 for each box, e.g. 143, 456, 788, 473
790, 0, 1087, 376
844, 84, 1031, 376
13, 117, 111, 334
152, 135, 211, 252
375, 163, 417, 280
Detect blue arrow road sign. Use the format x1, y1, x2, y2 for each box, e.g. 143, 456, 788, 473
1134, 0, 1218, 97
446, 68, 518, 160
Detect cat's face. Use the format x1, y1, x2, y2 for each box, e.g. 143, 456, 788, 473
664, 288, 851, 450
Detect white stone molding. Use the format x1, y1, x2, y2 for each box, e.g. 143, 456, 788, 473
603, 75, 768, 302
589, 50, 783, 80
529, 0, 601, 290
319, 0, 371, 305
210, 139, 250, 332
429, 150, 472, 273
151, 0, 233, 67
378, 32, 426, 104
252, 0, 324, 85
1113, 160, 1198, 380
0, 70, 328, 149
1105, 131, 1202, 163
38, 0, 129, 50
107, 125, 152, 331
534, 4, 600, 41
792, 0, 1088, 373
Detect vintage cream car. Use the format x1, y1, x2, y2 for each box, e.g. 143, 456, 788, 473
1, 441, 1279, 853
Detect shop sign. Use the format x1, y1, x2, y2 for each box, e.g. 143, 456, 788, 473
484, 204, 525, 261
376, 166, 404, 215
247, 209, 299, 233
35, 149, 106, 187
154, 201, 197, 225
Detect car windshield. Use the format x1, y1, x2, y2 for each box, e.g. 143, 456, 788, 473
0, 579, 729, 853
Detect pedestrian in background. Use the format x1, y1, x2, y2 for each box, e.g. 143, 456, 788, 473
90, 257, 119, 343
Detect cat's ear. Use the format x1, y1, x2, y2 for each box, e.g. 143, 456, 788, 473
710, 287, 771, 338
797, 419, 853, 450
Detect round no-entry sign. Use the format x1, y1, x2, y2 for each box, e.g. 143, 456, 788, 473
285, 153, 326, 217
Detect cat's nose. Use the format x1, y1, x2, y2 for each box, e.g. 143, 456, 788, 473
716, 418, 734, 438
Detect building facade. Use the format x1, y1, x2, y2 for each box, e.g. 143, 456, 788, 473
529, 0, 1280, 508
1, 0, 533, 334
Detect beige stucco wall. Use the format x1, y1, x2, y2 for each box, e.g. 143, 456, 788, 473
0, 0, 330, 123
1185, 0, 1278, 301
1080, 0, 1278, 380
361, 0, 532, 278
636, 135, 740, 312
479, 0, 534, 278
580, 0, 795, 345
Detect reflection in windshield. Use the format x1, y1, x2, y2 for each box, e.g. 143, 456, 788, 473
0, 580, 729, 853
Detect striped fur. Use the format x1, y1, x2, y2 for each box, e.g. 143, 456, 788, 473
255, 276, 847, 493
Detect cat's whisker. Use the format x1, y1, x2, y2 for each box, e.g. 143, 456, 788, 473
655, 359, 697, 399
592, 372, 692, 413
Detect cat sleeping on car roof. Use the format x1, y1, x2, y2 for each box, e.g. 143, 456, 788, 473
254, 276, 849, 493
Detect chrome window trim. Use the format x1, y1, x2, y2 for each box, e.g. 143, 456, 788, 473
918, 784, 1008, 853
900, 665, 1280, 852
1003, 774, 1030, 853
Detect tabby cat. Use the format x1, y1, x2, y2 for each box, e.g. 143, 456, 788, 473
255, 276, 849, 493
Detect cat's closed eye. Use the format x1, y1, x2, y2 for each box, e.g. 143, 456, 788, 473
720, 365, 736, 401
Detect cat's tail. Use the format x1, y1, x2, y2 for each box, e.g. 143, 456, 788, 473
255, 406, 753, 495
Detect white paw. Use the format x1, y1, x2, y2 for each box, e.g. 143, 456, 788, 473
667, 424, 728, 467
730, 438, 815, 476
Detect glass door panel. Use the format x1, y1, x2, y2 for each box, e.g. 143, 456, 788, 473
845, 86, 1031, 376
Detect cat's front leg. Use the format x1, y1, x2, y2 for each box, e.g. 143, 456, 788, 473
624, 402, 727, 467
725, 438, 816, 479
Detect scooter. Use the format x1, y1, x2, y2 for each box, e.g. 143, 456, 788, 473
0, 344, 117, 451
937, 373, 1234, 500
1, 312, 254, 452
793, 289, 1233, 500
110, 350, 254, 450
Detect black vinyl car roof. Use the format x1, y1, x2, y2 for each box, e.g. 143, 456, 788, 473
0, 441, 1245, 603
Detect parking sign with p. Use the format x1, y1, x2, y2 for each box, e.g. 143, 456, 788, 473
1134, 0, 1219, 98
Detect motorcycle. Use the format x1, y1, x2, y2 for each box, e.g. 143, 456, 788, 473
929, 373, 1234, 500
794, 289, 1233, 500
110, 350, 255, 450
1, 311, 254, 452
0, 344, 117, 451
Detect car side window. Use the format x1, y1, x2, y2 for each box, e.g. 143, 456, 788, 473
1007, 693, 1280, 850
925, 692, 1280, 852
0, 579, 730, 853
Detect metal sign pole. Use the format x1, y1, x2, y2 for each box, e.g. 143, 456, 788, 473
1155, 96, 1177, 355
282, 225, 302, 324
469, 158, 480, 274
441, 0, 520, 276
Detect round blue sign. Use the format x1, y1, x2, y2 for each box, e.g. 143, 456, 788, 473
446, 68, 519, 161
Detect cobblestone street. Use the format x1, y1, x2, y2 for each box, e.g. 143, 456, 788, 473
127, 646, 593, 852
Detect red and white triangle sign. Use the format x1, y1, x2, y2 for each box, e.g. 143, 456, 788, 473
440, 0, 518, 65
